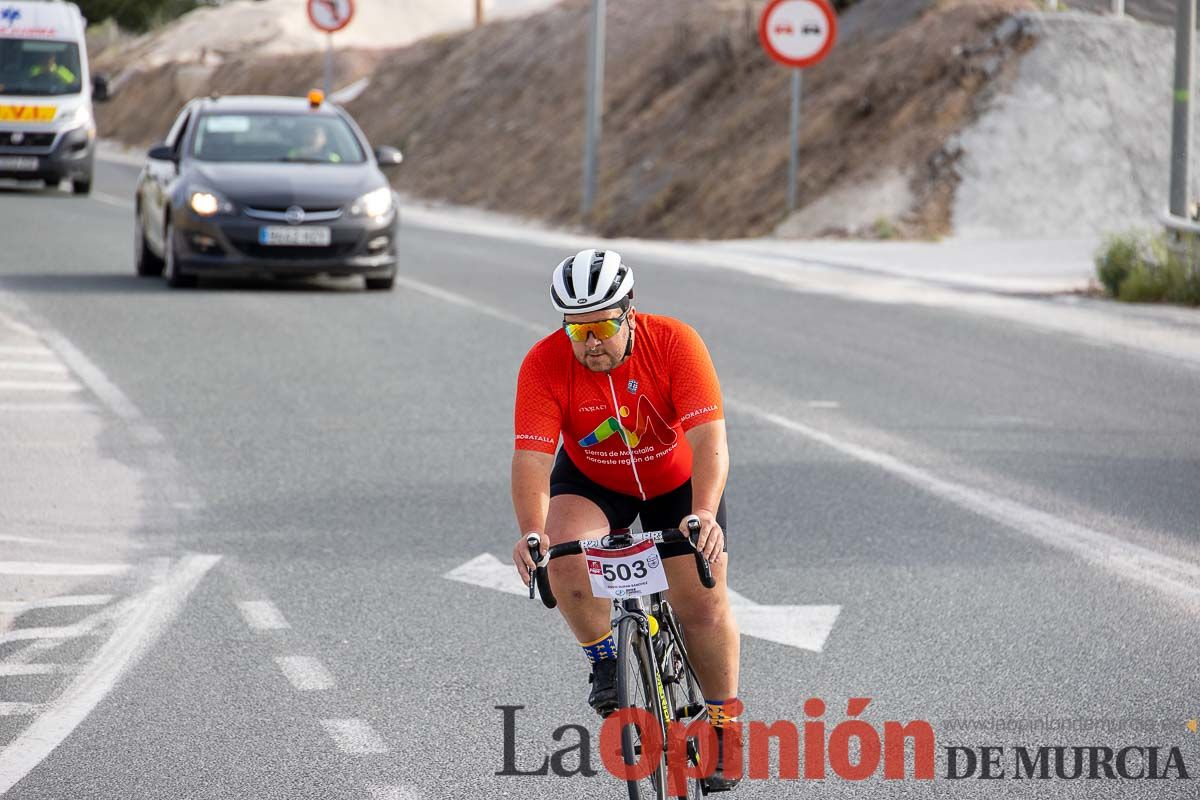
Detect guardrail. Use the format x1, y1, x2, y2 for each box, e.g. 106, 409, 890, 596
1162, 209, 1200, 236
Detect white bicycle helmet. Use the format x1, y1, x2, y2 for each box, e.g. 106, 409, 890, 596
550, 249, 635, 314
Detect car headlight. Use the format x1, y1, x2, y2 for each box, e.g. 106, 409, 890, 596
189, 190, 233, 217
351, 187, 393, 218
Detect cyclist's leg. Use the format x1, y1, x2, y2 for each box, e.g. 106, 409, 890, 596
641, 486, 738, 703
547, 450, 638, 642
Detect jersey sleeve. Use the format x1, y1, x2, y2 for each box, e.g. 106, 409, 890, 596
668, 322, 724, 431
514, 344, 563, 454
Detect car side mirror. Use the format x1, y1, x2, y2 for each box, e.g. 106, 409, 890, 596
92, 74, 110, 102
148, 143, 176, 162
374, 146, 403, 168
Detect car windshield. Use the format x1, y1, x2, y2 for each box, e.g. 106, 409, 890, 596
192, 113, 366, 164
0, 39, 83, 96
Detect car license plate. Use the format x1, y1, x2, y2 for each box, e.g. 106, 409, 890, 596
0, 156, 38, 172
258, 226, 331, 247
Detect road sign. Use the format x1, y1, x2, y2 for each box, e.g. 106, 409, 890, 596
307, 0, 354, 34
758, 0, 837, 70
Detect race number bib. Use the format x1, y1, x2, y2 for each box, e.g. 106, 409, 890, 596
583, 536, 669, 599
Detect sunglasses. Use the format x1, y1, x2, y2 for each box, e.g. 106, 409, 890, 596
562, 307, 630, 343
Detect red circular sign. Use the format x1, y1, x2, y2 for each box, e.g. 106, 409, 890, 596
307, 0, 354, 33
759, 0, 837, 69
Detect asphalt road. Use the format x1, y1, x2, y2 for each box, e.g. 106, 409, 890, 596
1, 158, 1199, 799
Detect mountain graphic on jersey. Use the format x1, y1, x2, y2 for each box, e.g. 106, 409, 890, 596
578, 395, 677, 449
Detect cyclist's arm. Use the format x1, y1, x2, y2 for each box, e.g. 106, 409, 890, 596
684, 419, 728, 562
511, 449, 554, 578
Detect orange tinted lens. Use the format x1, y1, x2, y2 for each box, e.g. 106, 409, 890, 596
564, 318, 622, 342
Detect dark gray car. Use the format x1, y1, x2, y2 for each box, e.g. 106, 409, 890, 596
134, 94, 403, 290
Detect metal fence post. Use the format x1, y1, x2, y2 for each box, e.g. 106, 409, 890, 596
1113, 0, 1124, 16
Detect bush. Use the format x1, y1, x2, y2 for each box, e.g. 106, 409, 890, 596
1095, 230, 1200, 306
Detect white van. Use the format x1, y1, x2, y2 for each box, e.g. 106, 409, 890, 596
0, 0, 106, 194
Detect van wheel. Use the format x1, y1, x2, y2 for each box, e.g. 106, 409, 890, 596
72, 178, 91, 195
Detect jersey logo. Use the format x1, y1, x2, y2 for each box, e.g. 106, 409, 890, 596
578, 395, 676, 449
627, 379, 638, 395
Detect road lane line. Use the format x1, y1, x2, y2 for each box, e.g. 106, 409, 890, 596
0, 380, 81, 392
728, 399, 1200, 605
0, 664, 73, 676
398, 273, 1200, 607
0, 361, 68, 373
0, 345, 53, 357
0, 402, 93, 412
0, 595, 113, 613
806, 400, 841, 408
0, 625, 94, 644
236, 600, 290, 631
0, 704, 42, 717
0, 562, 129, 576
0, 554, 221, 795
275, 655, 335, 691
320, 719, 389, 754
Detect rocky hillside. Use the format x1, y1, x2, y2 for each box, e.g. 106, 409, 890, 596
100, 0, 1044, 239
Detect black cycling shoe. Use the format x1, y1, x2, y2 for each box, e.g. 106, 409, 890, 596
703, 726, 742, 792
587, 658, 619, 717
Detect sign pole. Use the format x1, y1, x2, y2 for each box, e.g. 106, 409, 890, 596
1169, 0, 1195, 221
581, 0, 606, 219
324, 33, 333, 95
789, 69, 802, 213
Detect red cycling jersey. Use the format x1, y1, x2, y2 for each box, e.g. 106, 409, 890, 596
514, 313, 723, 499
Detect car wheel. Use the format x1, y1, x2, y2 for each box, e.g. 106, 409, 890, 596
164, 219, 197, 288
72, 178, 91, 195
364, 274, 395, 291
134, 207, 165, 277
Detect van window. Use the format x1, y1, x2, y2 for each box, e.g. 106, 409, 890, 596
0, 39, 83, 96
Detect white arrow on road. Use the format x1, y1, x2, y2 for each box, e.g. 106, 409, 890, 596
444, 554, 840, 653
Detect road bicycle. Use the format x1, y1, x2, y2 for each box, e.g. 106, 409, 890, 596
527, 518, 717, 799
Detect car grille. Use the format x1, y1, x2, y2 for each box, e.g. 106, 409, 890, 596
233, 242, 356, 261
0, 132, 55, 149
243, 206, 344, 222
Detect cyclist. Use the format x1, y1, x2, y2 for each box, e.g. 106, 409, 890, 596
511, 249, 741, 790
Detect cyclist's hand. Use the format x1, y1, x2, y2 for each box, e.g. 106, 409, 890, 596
514, 531, 548, 582
682, 512, 724, 565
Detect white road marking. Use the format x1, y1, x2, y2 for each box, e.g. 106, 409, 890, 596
0, 704, 41, 717
320, 719, 389, 754
236, 600, 290, 631
728, 399, 1200, 604
275, 655, 335, 691
0, 594, 113, 613
0, 624, 93, 644
0, 380, 81, 392
368, 786, 423, 800
0, 562, 129, 576
0, 664, 73, 677
446, 554, 841, 652
0, 534, 47, 546
407, 275, 1200, 608
0, 345, 53, 357
91, 191, 132, 210
445, 553, 528, 597
0, 361, 68, 373
806, 400, 841, 408
0, 402, 93, 412
0, 554, 221, 795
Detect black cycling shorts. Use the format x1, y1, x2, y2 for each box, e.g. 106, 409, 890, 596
549, 449, 728, 559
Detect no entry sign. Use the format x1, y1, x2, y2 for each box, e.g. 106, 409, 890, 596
307, 0, 354, 34
758, 0, 837, 69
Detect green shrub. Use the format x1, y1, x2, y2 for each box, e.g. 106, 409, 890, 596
1095, 230, 1200, 306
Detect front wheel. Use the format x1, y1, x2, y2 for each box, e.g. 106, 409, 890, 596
72, 177, 91, 195
164, 219, 196, 288
134, 207, 164, 277
364, 274, 395, 291
616, 616, 667, 800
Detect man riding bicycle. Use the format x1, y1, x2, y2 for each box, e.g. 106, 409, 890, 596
511, 249, 741, 790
